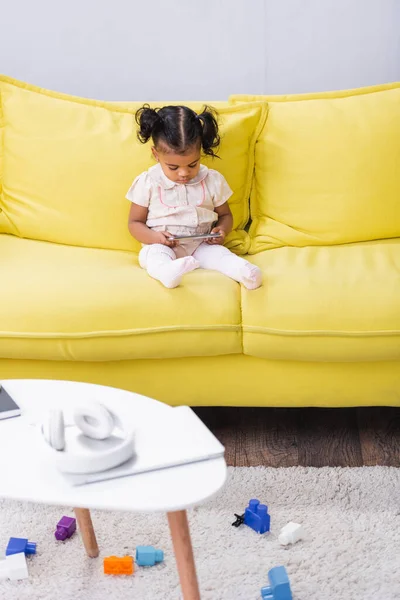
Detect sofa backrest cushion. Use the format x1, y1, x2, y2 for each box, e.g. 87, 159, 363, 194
231, 83, 400, 253
229, 81, 399, 104
0, 76, 266, 254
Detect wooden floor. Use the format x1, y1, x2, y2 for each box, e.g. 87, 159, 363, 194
193, 407, 400, 467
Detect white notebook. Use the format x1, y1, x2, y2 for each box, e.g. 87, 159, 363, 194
63, 405, 225, 486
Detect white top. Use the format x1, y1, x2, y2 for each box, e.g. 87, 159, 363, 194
0, 380, 227, 513
126, 164, 233, 233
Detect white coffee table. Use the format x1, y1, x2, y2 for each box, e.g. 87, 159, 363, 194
0, 380, 227, 600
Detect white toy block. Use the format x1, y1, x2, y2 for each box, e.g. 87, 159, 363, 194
278, 522, 304, 546
0, 557, 9, 580
0, 552, 29, 580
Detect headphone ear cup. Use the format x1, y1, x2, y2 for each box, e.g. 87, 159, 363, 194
73, 403, 114, 440
43, 410, 65, 451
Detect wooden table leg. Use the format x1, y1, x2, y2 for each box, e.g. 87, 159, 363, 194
167, 510, 200, 600
74, 508, 99, 558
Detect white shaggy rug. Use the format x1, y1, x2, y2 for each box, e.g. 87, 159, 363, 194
1, 467, 399, 600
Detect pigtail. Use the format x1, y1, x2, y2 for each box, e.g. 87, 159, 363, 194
134, 104, 221, 156
197, 106, 221, 158
135, 104, 160, 144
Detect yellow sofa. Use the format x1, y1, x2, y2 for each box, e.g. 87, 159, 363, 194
1, 76, 399, 407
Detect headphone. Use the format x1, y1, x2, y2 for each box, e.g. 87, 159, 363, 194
42, 403, 135, 474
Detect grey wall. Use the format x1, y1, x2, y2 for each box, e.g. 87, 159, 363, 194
264, 0, 400, 94
0, 0, 399, 100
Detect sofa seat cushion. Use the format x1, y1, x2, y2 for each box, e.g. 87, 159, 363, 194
0, 235, 242, 361
242, 240, 400, 362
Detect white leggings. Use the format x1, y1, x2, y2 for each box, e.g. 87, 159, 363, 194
139, 243, 262, 289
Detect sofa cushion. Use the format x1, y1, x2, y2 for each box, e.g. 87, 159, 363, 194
0, 76, 266, 255
232, 83, 400, 254
0, 234, 242, 361
229, 81, 400, 104
241, 240, 400, 362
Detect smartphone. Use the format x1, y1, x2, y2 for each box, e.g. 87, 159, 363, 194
0, 385, 21, 420
168, 233, 222, 242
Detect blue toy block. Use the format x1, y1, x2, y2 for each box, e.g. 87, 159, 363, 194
6, 537, 37, 557
135, 545, 164, 567
244, 499, 270, 534
261, 566, 292, 600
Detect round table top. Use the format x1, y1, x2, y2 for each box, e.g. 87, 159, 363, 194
0, 380, 227, 513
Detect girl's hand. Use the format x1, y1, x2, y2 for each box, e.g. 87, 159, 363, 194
152, 231, 178, 248
207, 227, 226, 245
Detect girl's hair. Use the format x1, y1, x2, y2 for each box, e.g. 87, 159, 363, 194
135, 104, 220, 158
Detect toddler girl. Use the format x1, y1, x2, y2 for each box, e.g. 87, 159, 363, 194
127, 104, 262, 289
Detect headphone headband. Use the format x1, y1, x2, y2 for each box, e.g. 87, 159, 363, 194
42, 403, 135, 474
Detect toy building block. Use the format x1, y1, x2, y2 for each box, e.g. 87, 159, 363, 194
261, 565, 292, 600
231, 513, 245, 527
135, 545, 164, 567
0, 552, 29, 581
244, 499, 270, 534
55, 516, 77, 541
6, 537, 37, 556
278, 522, 304, 546
103, 555, 134, 575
